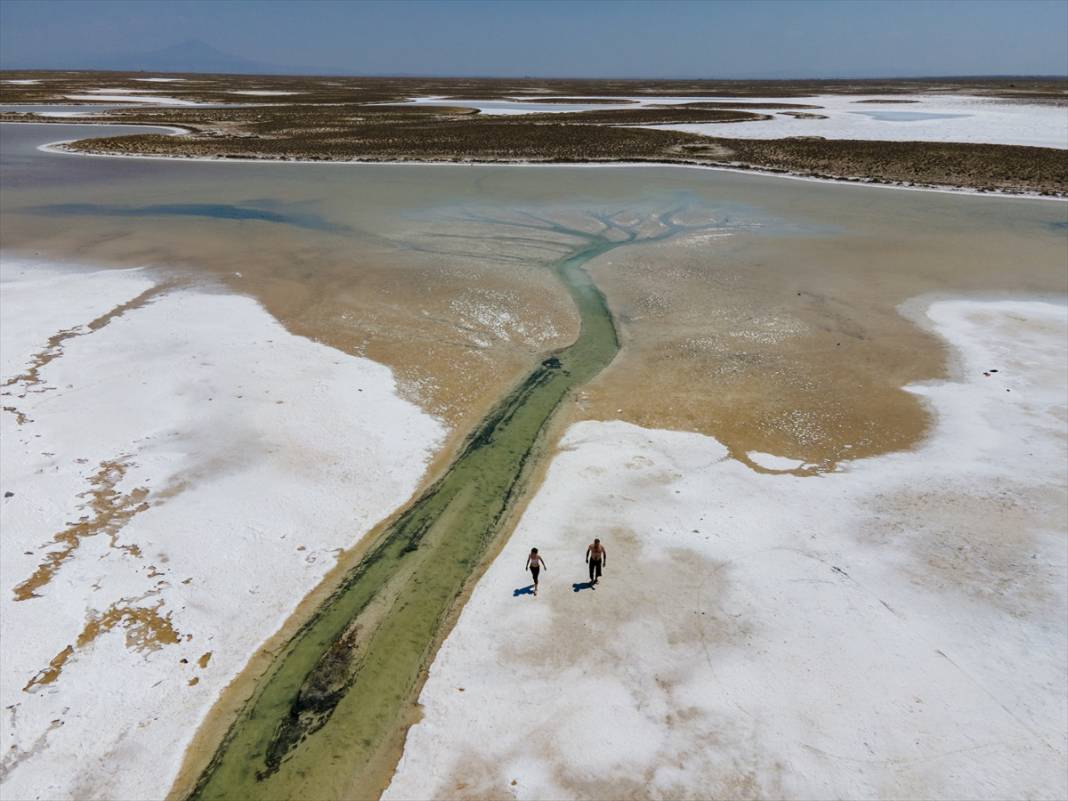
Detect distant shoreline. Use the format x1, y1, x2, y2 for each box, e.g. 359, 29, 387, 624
20, 127, 1063, 202
3, 72, 1064, 198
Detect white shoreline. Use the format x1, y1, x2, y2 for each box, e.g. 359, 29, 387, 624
9, 123, 1060, 202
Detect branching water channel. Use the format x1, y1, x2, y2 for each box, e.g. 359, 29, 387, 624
189, 204, 733, 801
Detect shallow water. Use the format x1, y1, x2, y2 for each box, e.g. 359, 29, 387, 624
851, 110, 971, 122
417, 98, 637, 114
0, 103, 131, 116
23, 201, 351, 233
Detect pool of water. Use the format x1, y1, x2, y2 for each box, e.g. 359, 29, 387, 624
22, 201, 351, 233
851, 110, 972, 122
409, 98, 638, 115
0, 103, 131, 116
0, 102, 252, 117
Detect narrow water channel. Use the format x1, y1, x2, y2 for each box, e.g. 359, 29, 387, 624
189, 222, 631, 801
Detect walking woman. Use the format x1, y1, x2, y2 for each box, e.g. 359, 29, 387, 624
526, 547, 547, 595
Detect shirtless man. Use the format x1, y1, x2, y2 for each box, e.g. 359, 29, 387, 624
585, 538, 606, 585
526, 547, 547, 595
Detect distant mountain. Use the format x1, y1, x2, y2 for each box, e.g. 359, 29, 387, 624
85, 39, 273, 74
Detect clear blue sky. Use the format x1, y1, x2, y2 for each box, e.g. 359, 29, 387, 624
2, 0, 1066, 77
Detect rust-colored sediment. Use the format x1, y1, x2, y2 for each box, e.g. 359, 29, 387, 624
2, 283, 173, 395
1, 325, 81, 393
23, 600, 180, 692
584, 226, 1066, 470
79, 599, 181, 652
21, 645, 74, 692
13, 457, 149, 601
2, 282, 176, 429
2, 405, 32, 425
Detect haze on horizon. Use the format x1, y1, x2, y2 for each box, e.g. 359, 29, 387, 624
1, 0, 1067, 79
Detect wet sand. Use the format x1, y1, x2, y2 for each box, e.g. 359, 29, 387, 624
585, 202, 1066, 470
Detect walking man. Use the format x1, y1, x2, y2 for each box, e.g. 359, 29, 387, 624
526, 547, 547, 595
586, 538, 606, 585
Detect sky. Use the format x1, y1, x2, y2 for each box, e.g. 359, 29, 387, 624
1, 0, 1066, 78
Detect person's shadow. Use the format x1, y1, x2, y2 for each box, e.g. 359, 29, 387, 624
572, 581, 595, 592
513, 584, 535, 597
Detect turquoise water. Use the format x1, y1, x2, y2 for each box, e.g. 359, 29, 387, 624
23, 201, 350, 233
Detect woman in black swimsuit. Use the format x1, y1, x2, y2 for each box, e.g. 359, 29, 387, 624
526, 547, 547, 595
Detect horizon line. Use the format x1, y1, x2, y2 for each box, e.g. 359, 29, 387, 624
1, 68, 1066, 82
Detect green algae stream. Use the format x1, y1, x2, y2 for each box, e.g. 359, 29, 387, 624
189, 232, 626, 801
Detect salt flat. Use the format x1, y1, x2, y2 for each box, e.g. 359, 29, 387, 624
386, 299, 1068, 801
229, 90, 301, 96
63, 93, 202, 106
645, 94, 1068, 149
0, 261, 445, 800
403, 93, 1067, 149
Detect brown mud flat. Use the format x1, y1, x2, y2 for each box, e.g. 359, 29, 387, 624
580, 207, 1067, 470
2, 72, 1065, 195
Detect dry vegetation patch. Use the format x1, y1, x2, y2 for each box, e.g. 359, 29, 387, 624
2, 72, 1065, 194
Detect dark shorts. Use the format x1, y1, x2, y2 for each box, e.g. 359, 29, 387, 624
589, 559, 602, 580
531, 566, 540, 582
